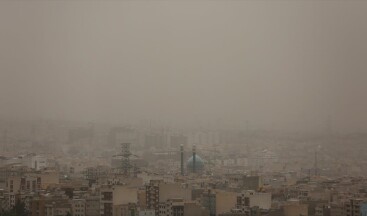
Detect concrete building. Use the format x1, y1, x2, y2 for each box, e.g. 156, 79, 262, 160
242, 176, 263, 191
0, 165, 31, 189
146, 180, 162, 215
84, 166, 110, 185
218, 212, 247, 216
138, 189, 147, 209
39, 171, 59, 189
314, 204, 330, 216
201, 190, 238, 216
329, 203, 342, 216
86, 195, 100, 216
282, 200, 308, 216
139, 209, 156, 216
71, 199, 86, 216
159, 198, 184, 216
31, 155, 47, 171
159, 183, 191, 203
45, 199, 72, 216
146, 180, 191, 216
344, 198, 366, 216
108, 126, 139, 147
114, 186, 138, 206
218, 207, 257, 216
237, 191, 271, 210
145, 134, 165, 149
100, 186, 113, 216
170, 135, 188, 149
114, 203, 138, 216
30, 195, 46, 216
100, 185, 138, 216
361, 203, 367, 216
7, 175, 41, 208
184, 202, 209, 216
158, 199, 208, 216
0, 189, 9, 212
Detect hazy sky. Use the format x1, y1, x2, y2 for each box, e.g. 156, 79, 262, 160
0, 1, 367, 132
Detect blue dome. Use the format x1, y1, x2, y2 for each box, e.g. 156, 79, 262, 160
187, 155, 205, 173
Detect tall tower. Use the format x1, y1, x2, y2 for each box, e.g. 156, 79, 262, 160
119, 143, 132, 176
180, 144, 184, 176
193, 145, 196, 173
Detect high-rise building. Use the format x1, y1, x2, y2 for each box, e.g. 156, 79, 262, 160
170, 135, 188, 149
344, 199, 366, 216
145, 134, 165, 148
146, 180, 162, 215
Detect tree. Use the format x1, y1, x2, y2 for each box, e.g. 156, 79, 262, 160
0, 211, 16, 216
0, 200, 29, 216
14, 200, 27, 216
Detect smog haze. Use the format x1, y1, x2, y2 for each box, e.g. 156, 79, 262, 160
1, 1, 367, 132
